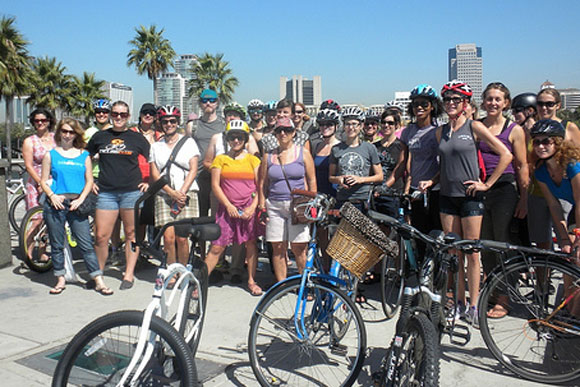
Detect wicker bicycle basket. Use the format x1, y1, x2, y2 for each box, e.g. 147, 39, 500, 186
326, 202, 399, 279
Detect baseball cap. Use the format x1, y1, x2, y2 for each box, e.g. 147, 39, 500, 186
275, 117, 295, 129
140, 103, 157, 115
200, 89, 218, 99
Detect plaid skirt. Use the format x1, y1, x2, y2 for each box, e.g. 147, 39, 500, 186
154, 192, 199, 228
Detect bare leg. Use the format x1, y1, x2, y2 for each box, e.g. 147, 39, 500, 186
94, 209, 119, 271
119, 209, 138, 283
271, 241, 288, 282
290, 242, 308, 274
205, 244, 226, 274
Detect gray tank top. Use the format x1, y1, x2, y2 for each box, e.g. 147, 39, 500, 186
438, 119, 479, 197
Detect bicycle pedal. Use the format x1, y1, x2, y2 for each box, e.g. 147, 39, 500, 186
330, 342, 347, 356
448, 323, 471, 346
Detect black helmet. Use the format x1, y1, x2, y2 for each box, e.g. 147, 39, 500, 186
512, 93, 537, 110
530, 119, 565, 138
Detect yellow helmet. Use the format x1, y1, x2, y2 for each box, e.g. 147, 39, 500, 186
226, 119, 250, 134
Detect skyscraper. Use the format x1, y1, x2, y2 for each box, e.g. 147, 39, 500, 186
155, 54, 199, 120
279, 75, 322, 107
448, 43, 483, 105
105, 82, 134, 117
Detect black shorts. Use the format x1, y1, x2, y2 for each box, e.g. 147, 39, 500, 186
439, 194, 484, 217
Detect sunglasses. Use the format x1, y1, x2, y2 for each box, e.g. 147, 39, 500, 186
33, 118, 49, 124
382, 120, 396, 126
318, 121, 335, 128
512, 107, 526, 114
142, 111, 156, 117
161, 119, 178, 125
249, 109, 262, 114
60, 129, 76, 135
443, 96, 464, 104
111, 112, 129, 118
532, 138, 555, 147
412, 100, 431, 109
274, 126, 295, 135
95, 109, 110, 115
295, 110, 305, 114
227, 134, 245, 142
201, 98, 217, 104
537, 101, 558, 108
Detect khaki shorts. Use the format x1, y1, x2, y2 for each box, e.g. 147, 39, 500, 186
265, 198, 310, 243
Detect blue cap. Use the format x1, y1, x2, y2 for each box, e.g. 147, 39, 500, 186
200, 89, 218, 99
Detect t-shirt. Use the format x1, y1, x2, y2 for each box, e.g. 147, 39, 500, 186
211, 153, 260, 206
400, 123, 439, 188
50, 149, 89, 195
260, 130, 310, 154
87, 129, 150, 192
535, 160, 580, 205
192, 117, 225, 173
149, 135, 200, 195
330, 141, 380, 201
375, 139, 404, 192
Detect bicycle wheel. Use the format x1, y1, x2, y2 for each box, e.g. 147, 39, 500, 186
478, 256, 580, 383
179, 258, 209, 356
248, 277, 366, 387
52, 310, 197, 387
381, 236, 405, 319
9, 192, 26, 233
19, 206, 52, 272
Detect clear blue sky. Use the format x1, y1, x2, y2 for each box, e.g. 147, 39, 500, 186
2, 0, 579, 111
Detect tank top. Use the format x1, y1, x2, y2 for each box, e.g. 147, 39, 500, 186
27, 133, 56, 185
267, 146, 306, 201
314, 154, 336, 197
50, 149, 89, 195
479, 119, 516, 177
438, 119, 479, 197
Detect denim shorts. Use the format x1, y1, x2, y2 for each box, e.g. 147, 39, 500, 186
439, 194, 484, 217
97, 190, 142, 210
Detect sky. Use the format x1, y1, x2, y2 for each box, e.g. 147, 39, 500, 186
2, 0, 580, 113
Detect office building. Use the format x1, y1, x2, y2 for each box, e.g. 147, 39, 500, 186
279, 75, 322, 107
387, 91, 412, 123
155, 54, 198, 119
448, 43, 483, 105
105, 82, 134, 118
560, 88, 580, 111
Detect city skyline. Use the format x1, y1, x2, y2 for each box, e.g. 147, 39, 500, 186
1, 1, 579, 116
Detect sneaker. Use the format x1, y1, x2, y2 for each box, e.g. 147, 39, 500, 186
447, 301, 466, 322
465, 306, 479, 329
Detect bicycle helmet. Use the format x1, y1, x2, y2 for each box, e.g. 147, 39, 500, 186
341, 106, 365, 122
263, 100, 278, 113
410, 84, 438, 100
316, 108, 341, 124
157, 105, 181, 119
365, 110, 381, 122
441, 80, 473, 98
320, 99, 341, 112
384, 101, 404, 114
512, 93, 537, 110
223, 102, 246, 118
530, 119, 565, 138
247, 99, 264, 112
225, 119, 250, 138
93, 98, 111, 111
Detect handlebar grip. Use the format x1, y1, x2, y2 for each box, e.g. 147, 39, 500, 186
367, 210, 399, 226
478, 240, 511, 250
291, 189, 318, 198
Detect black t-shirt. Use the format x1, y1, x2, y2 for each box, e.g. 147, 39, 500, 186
375, 139, 404, 192
87, 129, 150, 192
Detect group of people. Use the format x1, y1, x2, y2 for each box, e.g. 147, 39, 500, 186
21, 83, 580, 323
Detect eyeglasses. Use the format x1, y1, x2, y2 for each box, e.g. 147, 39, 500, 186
274, 127, 295, 135
111, 112, 129, 118
382, 120, 397, 126
201, 98, 217, 104
227, 134, 245, 142
443, 96, 464, 104
161, 119, 178, 125
532, 138, 555, 147
60, 129, 76, 135
295, 110, 305, 114
344, 122, 361, 128
512, 107, 526, 114
412, 100, 430, 109
537, 101, 558, 108
33, 118, 49, 124
95, 109, 109, 115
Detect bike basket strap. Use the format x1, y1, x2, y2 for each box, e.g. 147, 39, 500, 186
327, 202, 399, 279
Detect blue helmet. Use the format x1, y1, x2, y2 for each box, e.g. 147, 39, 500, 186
264, 100, 278, 113
410, 84, 437, 100
93, 98, 111, 111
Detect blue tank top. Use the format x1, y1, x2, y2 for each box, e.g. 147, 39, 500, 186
50, 149, 89, 195
267, 146, 306, 201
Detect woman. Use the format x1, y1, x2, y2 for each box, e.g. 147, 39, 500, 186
261, 100, 311, 154
206, 120, 263, 295
478, 83, 529, 318
537, 88, 580, 146
149, 106, 200, 273
258, 117, 317, 282
329, 106, 383, 213
435, 80, 512, 325
293, 102, 312, 133
87, 101, 150, 290
39, 118, 112, 295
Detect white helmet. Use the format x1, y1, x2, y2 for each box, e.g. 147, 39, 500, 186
341, 106, 365, 122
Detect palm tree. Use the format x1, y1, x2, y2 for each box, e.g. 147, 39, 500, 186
27, 56, 73, 116
68, 72, 106, 125
0, 16, 31, 165
188, 53, 239, 104
127, 25, 176, 105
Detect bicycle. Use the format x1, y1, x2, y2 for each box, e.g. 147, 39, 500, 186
52, 177, 219, 386
6, 167, 27, 233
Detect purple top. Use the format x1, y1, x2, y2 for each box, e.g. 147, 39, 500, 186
479, 120, 515, 177
267, 146, 306, 201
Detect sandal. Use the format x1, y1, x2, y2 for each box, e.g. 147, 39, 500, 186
361, 271, 378, 284
487, 304, 509, 319
49, 286, 66, 295
95, 286, 114, 296
248, 283, 263, 297
355, 291, 367, 304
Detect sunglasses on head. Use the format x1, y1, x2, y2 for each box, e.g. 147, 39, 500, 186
161, 118, 178, 125
537, 101, 557, 108
33, 118, 49, 124
532, 138, 555, 147
111, 112, 129, 118
201, 98, 217, 104
95, 109, 109, 115
442, 96, 464, 104
412, 100, 430, 109
274, 126, 295, 135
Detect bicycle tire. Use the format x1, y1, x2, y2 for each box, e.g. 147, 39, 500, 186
478, 256, 580, 384
52, 310, 197, 387
248, 276, 366, 387
9, 192, 26, 233
19, 206, 52, 272
179, 258, 209, 356
381, 236, 405, 319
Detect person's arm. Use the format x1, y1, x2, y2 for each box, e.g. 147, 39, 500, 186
70, 155, 94, 211
241, 161, 261, 220
538, 180, 570, 250
511, 124, 529, 219
211, 166, 238, 218
565, 121, 580, 147
418, 127, 442, 192
39, 152, 63, 210
22, 137, 41, 185
246, 134, 260, 156
179, 155, 198, 195
257, 154, 269, 224
202, 134, 218, 170
303, 148, 317, 193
